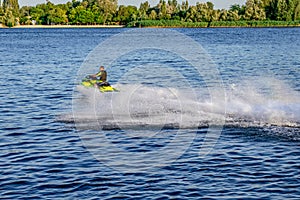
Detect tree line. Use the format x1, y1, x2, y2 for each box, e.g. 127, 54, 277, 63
0, 0, 300, 27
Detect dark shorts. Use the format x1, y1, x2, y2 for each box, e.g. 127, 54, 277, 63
96, 82, 110, 87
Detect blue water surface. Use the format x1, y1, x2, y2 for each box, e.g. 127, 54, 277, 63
0, 28, 299, 199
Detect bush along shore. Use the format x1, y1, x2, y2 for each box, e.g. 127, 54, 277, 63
1, 0, 300, 28
126, 20, 300, 28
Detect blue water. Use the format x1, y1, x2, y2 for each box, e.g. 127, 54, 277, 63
0, 28, 299, 199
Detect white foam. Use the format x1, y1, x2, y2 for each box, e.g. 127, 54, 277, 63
225, 77, 300, 127
67, 80, 300, 130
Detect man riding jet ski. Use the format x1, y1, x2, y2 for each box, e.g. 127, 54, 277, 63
81, 66, 118, 93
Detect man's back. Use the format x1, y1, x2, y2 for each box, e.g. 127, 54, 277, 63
100, 71, 107, 82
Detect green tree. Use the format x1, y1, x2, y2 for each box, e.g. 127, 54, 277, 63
181, 0, 189, 11
68, 1, 97, 25
9, 0, 300, 28
294, 0, 300, 20
96, 0, 118, 24
227, 10, 240, 21
2, 0, 19, 26
210, 9, 220, 21
19, 6, 31, 25
90, 3, 104, 24
79, 9, 94, 24
185, 5, 195, 22
244, 0, 266, 20
71, 0, 81, 8
0, 2, 5, 24
139, 1, 149, 20
207, 1, 214, 10
68, 7, 77, 24
167, 0, 178, 18
219, 9, 228, 21
149, 9, 157, 20
157, 0, 167, 19
176, 0, 188, 20
68, 5, 85, 24
47, 6, 68, 24
4, 9, 15, 26
30, 6, 45, 24
264, 0, 299, 20
3, 0, 19, 15
192, 2, 214, 22
230, 3, 245, 16
0, 1, 3, 15
116, 5, 138, 24
264, 0, 277, 19
277, 0, 295, 20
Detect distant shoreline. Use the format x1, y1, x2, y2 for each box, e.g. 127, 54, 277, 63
0, 24, 125, 28
1, 22, 299, 29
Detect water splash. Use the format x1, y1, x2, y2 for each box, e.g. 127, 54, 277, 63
60, 79, 300, 132
225, 77, 300, 128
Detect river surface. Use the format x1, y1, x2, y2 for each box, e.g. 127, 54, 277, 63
0, 28, 299, 199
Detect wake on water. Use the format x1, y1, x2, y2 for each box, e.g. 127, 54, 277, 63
58, 80, 300, 140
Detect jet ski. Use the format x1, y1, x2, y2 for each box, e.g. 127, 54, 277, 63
81, 75, 119, 93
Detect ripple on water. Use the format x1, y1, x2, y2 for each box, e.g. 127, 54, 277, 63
0, 28, 300, 199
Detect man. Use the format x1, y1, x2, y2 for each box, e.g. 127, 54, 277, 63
90, 66, 109, 87
91, 66, 107, 82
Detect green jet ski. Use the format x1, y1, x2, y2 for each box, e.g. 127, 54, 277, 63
81, 75, 119, 93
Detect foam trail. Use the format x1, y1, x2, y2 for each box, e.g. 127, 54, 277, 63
225, 78, 300, 127
71, 84, 214, 130
59, 81, 300, 131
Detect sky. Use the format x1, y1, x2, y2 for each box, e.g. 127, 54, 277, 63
19, 0, 246, 9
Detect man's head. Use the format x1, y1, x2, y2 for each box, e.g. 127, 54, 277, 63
100, 66, 105, 71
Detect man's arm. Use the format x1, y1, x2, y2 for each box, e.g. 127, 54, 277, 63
90, 71, 101, 78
